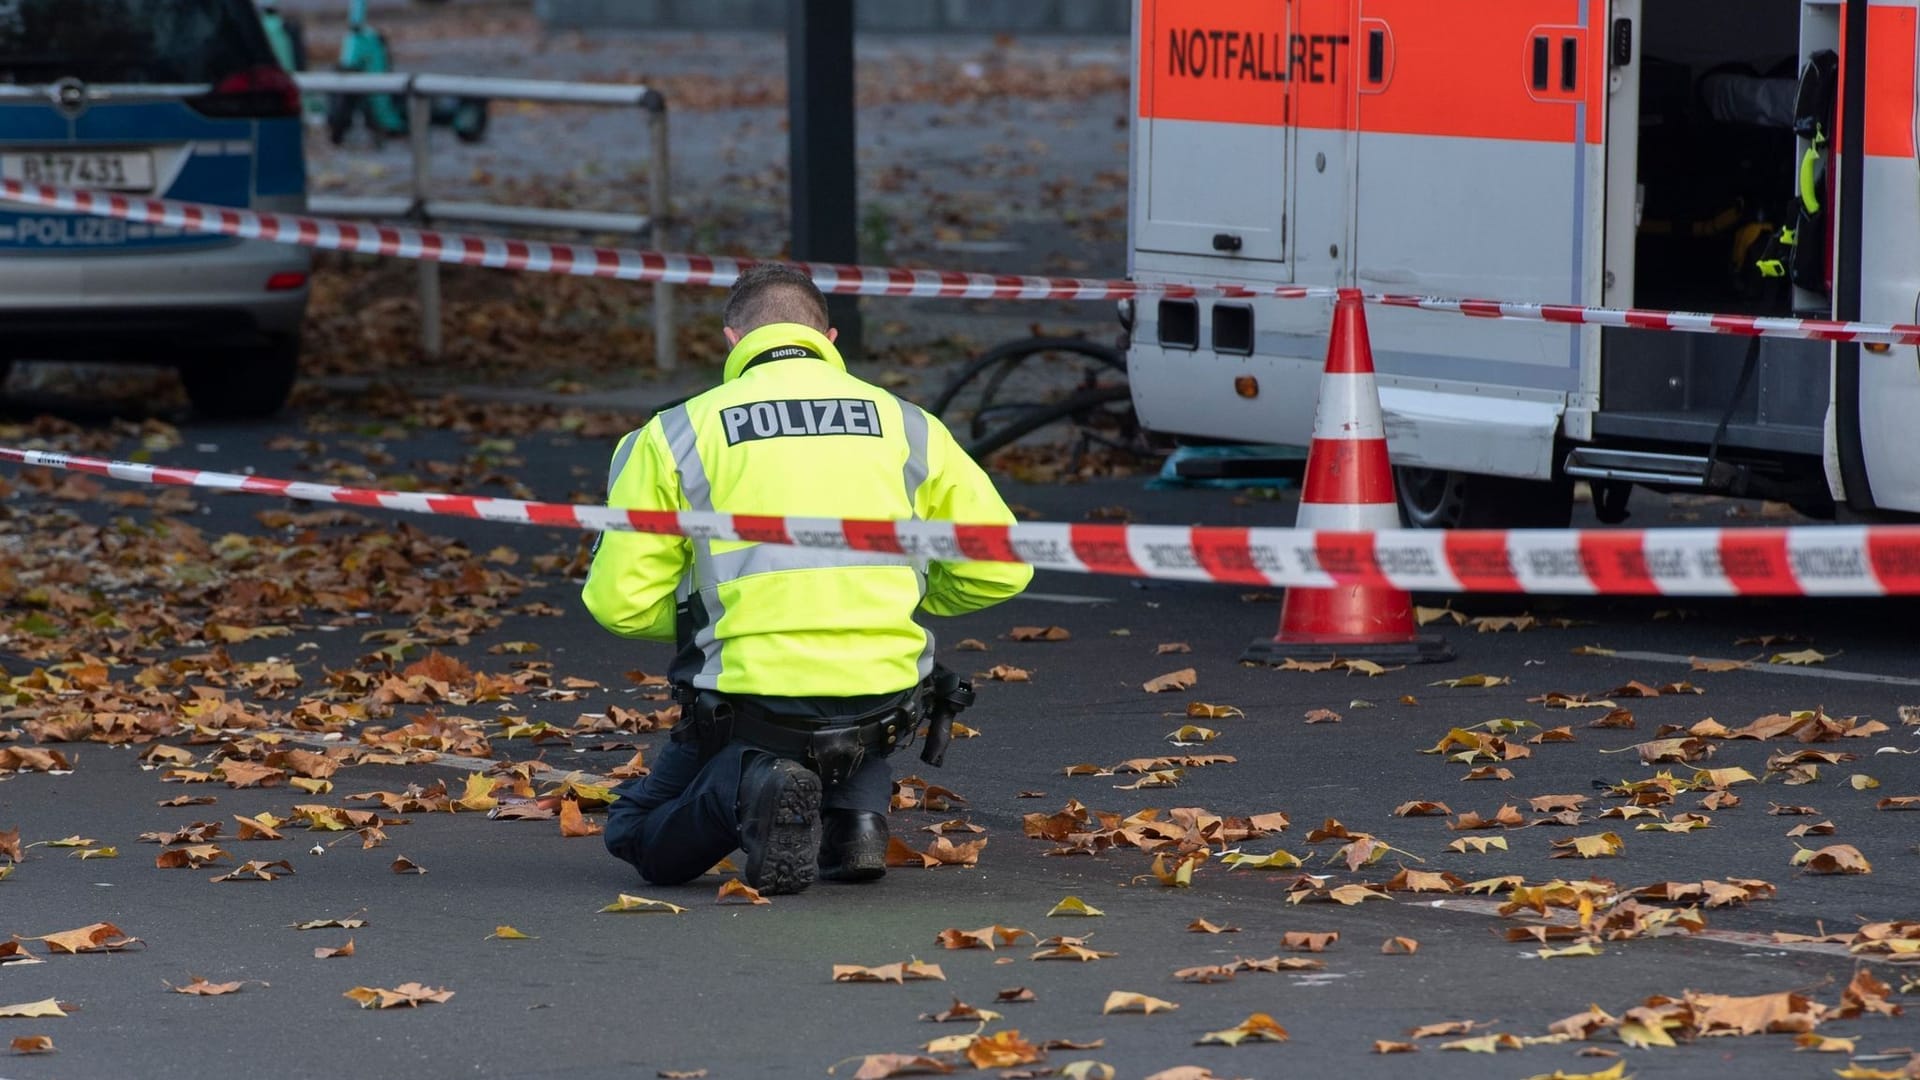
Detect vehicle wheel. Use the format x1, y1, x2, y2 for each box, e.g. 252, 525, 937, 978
1395, 466, 1574, 529
181, 337, 300, 421
451, 99, 488, 143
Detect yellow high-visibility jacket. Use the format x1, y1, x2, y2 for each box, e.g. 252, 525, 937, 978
581, 322, 1033, 697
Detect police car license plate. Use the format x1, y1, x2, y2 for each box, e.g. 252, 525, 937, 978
0, 150, 155, 192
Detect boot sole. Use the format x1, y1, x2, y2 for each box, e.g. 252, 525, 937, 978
745, 764, 821, 895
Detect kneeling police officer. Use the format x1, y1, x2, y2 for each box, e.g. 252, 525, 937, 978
582, 265, 1032, 894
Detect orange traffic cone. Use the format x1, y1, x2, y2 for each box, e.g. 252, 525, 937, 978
1242, 289, 1454, 666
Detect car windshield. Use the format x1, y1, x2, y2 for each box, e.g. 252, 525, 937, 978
0, 0, 271, 85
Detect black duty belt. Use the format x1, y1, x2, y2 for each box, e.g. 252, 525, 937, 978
726, 694, 919, 786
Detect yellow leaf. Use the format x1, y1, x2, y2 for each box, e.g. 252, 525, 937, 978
1165, 725, 1219, 745
1447, 836, 1509, 854
0, 999, 65, 1019
598, 894, 686, 914
72, 847, 118, 860
1850, 774, 1881, 791
1186, 702, 1243, 719
1617, 1019, 1676, 1049
1197, 1012, 1289, 1046
1431, 674, 1512, 689
1538, 942, 1603, 959
1521, 1062, 1629, 1080
454, 774, 500, 813
1549, 832, 1625, 859
487, 926, 535, 940
1326, 883, 1393, 906
40, 836, 96, 848
1047, 896, 1104, 917
1101, 990, 1178, 1015
1690, 766, 1758, 789
1793, 1034, 1856, 1053
1770, 648, 1837, 665
1339, 658, 1397, 677
1219, 848, 1303, 870
1439, 1033, 1525, 1053
289, 777, 332, 795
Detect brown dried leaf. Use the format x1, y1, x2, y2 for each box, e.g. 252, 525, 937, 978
1143, 668, 1197, 694
211, 859, 294, 882
934, 925, 1033, 951
831, 960, 945, 983
558, 798, 602, 838
716, 878, 771, 905
167, 976, 247, 996
846, 1054, 954, 1079
23, 922, 141, 954
1790, 843, 1871, 874
1281, 930, 1339, 953
1102, 990, 1178, 1015
343, 982, 453, 1009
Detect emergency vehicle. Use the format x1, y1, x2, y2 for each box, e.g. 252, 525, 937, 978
1125, 0, 1920, 526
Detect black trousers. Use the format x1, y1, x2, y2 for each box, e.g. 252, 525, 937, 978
603, 736, 892, 886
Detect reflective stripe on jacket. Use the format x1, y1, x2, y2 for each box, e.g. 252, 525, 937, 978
581, 322, 1034, 697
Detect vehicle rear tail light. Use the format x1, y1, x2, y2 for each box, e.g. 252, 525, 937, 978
190, 64, 300, 119
265, 271, 308, 292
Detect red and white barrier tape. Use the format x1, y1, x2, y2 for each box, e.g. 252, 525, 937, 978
4, 179, 1918, 347
7, 446, 1920, 597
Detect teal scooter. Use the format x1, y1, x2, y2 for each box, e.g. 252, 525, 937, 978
257, 2, 329, 123
324, 0, 488, 147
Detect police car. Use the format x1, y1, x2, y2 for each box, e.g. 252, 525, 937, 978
0, 0, 310, 418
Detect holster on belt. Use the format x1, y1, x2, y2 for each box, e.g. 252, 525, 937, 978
670, 688, 736, 759
918, 664, 975, 769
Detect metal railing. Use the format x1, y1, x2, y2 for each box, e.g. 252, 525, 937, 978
294, 71, 675, 370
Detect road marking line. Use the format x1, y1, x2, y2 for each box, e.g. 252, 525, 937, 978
1016, 591, 1114, 605
1600, 649, 1920, 689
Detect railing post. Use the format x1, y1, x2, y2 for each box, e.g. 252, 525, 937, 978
408, 87, 442, 360
647, 98, 675, 372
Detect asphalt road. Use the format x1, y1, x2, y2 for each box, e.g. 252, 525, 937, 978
2, 393, 1918, 1080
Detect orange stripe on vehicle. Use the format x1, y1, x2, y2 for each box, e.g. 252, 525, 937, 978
1137, 0, 1301, 126
1137, 0, 1600, 143
1864, 4, 1917, 159
1353, 0, 1585, 142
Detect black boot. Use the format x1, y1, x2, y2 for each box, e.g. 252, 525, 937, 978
736, 755, 821, 895
818, 809, 888, 883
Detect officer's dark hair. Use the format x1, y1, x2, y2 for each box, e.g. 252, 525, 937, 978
724, 263, 831, 334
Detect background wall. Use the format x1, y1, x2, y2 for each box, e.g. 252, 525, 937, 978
534, 0, 1130, 34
